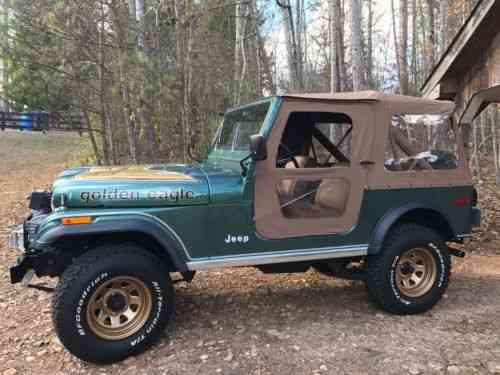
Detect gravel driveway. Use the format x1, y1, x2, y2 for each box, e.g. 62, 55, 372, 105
1, 132, 500, 375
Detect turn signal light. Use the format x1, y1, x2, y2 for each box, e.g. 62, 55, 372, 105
61, 216, 93, 225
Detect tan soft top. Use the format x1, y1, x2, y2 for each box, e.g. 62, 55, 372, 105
281, 90, 455, 114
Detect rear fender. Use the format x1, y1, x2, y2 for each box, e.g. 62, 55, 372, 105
368, 203, 455, 255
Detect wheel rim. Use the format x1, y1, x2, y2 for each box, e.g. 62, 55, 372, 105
86, 276, 152, 340
395, 247, 437, 298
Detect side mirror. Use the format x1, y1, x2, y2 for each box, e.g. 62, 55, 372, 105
249, 134, 267, 161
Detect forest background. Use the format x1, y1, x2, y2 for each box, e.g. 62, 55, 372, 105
0, 0, 493, 176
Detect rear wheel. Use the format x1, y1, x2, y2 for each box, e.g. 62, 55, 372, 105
365, 224, 451, 315
52, 244, 174, 364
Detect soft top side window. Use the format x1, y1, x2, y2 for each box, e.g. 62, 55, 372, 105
277, 111, 353, 169
385, 113, 458, 172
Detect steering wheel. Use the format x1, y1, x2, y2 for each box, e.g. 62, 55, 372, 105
278, 143, 299, 168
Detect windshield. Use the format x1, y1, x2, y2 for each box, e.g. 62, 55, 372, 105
213, 101, 271, 152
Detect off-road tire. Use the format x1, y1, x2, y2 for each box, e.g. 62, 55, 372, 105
365, 224, 451, 315
52, 244, 174, 364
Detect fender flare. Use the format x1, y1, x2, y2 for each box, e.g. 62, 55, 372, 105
31, 214, 190, 271
368, 203, 455, 255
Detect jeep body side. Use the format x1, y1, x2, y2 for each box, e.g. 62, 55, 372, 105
8, 91, 480, 363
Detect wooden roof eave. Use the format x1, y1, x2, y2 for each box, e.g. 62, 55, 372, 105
421, 0, 497, 99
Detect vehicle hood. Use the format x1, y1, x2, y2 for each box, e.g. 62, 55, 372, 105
51, 164, 210, 208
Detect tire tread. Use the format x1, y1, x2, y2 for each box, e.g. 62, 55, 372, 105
52, 243, 172, 363
365, 223, 451, 315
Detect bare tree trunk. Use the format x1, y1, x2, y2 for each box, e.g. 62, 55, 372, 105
233, 2, 243, 104
135, 0, 145, 47
480, 110, 487, 154
277, 0, 303, 92
250, 0, 262, 96
83, 111, 102, 166
296, 0, 303, 85
411, 0, 417, 91
350, 0, 364, 90
399, 0, 409, 94
127, 0, 136, 20
257, 32, 276, 94
121, 72, 138, 164
418, 0, 426, 83
391, 0, 401, 90
439, 0, 448, 54
329, 0, 339, 93
338, 0, 348, 90
1, 0, 9, 108
174, 0, 187, 162
98, 0, 110, 165
257, 33, 276, 94
490, 105, 499, 184
472, 122, 481, 180
183, 0, 194, 163
105, 103, 117, 164
366, 0, 373, 88
135, 0, 159, 163
425, 0, 435, 69
237, 4, 249, 103
281, 1, 295, 89
297, 0, 309, 91
495, 106, 500, 185
329, 0, 343, 92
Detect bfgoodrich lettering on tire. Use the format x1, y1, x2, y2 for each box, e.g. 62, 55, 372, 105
52, 244, 174, 364
365, 224, 451, 315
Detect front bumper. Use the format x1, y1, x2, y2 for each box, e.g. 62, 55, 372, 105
8, 224, 30, 284
8, 218, 52, 284
10, 255, 33, 284
8, 191, 53, 284
8, 224, 25, 252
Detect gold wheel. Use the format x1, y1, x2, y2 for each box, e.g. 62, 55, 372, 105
86, 276, 152, 341
395, 247, 437, 298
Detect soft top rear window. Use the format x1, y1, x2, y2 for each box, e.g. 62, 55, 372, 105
385, 112, 458, 172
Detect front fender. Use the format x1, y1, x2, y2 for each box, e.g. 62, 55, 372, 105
31, 213, 190, 271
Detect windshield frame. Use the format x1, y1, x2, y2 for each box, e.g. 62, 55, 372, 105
207, 97, 280, 162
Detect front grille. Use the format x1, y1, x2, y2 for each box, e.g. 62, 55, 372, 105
23, 210, 49, 247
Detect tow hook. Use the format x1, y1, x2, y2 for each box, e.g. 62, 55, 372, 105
21, 270, 55, 293
27, 284, 55, 293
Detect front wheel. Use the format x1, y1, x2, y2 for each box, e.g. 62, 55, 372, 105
365, 224, 451, 315
52, 244, 174, 364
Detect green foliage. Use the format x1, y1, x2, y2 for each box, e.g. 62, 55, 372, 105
0, 0, 267, 165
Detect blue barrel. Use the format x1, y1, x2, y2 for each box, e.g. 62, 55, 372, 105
19, 113, 33, 130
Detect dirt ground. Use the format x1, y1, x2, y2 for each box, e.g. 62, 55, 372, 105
2, 131, 500, 375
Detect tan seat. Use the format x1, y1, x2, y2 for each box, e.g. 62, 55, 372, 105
277, 156, 317, 201
314, 179, 350, 214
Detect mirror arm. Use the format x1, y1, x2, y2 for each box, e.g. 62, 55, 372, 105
239, 153, 253, 177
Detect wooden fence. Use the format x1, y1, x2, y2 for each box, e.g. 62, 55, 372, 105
0, 111, 86, 133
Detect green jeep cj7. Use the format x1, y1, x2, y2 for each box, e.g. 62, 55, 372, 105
9, 92, 481, 363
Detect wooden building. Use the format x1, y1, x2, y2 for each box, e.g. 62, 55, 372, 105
422, 0, 500, 124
